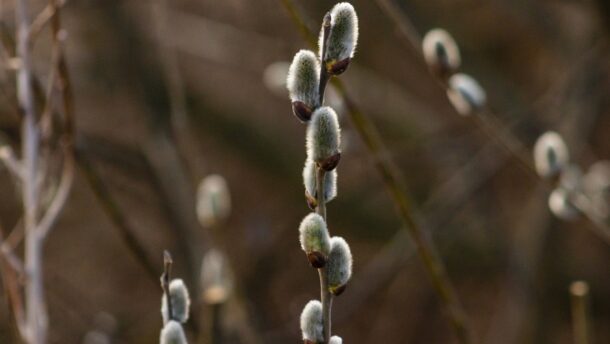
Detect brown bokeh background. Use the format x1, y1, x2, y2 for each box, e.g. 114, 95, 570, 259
0, 0, 609, 343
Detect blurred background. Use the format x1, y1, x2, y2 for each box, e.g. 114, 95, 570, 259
0, 0, 609, 343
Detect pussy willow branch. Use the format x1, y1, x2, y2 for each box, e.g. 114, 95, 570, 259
373, 0, 610, 244
279, 1, 473, 343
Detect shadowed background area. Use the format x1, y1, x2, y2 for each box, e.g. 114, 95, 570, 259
0, 0, 609, 343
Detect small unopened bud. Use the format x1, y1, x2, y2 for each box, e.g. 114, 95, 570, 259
160, 320, 187, 344
162, 279, 191, 324
299, 213, 331, 268
200, 249, 234, 305
306, 106, 341, 166
322, 3, 358, 75
446, 73, 486, 115
300, 300, 324, 343
329, 336, 343, 344
197, 174, 231, 228
422, 28, 461, 79
303, 158, 338, 205
326, 237, 352, 296
548, 187, 579, 221
533, 131, 569, 178
287, 50, 321, 122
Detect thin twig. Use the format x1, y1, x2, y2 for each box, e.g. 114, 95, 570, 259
161, 250, 174, 324
315, 166, 331, 343
0, 145, 24, 179
278, 1, 473, 342
36, 146, 74, 239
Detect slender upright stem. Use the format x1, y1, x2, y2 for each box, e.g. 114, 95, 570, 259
318, 12, 331, 106
279, 1, 472, 343
161, 250, 174, 324
16, 0, 48, 342
315, 166, 331, 343
570, 281, 591, 344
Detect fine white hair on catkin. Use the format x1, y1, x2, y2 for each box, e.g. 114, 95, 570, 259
300, 300, 324, 343
287, 50, 320, 109
159, 320, 187, 344
322, 2, 359, 63
303, 157, 338, 203
306, 106, 341, 163
161, 279, 191, 324
326, 236, 352, 293
298, 213, 332, 257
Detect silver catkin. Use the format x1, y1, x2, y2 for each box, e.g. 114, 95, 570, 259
300, 300, 324, 343
306, 106, 341, 163
303, 157, 338, 203
326, 236, 352, 294
287, 50, 321, 110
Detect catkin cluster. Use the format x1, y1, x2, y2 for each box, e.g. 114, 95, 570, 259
422, 28, 486, 116
533, 132, 610, 221
286, 2, 358, 343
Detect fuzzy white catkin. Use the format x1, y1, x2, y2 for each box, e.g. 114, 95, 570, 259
300, 300, 324, 343
299, 213, 332, 256
160, 321, 187, 344
197, 174, 231, 228
533, 131, 569, 178
422, 28, 461, 76
303, 158, 338, 203
322, 2, 359, 63
306, 106, 341, 163
162, 279, 191, 324
329, 336, 343, 344
326, 236, 352, 292
446, 73, 486, 115
200, 249, 234, 305
287, 50, 320, 109
548, 187, 579, 221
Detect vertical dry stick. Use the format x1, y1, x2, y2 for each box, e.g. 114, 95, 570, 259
15, 0, 47, 342
570, 281, 592, 344
279, 1, 473, 343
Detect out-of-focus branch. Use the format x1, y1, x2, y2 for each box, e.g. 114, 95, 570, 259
75, 148, 159, 285
373, 0, 610, 245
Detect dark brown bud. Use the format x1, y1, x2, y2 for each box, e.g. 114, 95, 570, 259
320, 152, 341, 171
329, 284, 346, 296
304, 340, 316, 344
292, 101, 313, 122
307, 251, 327, 268
327, 58, 351, 76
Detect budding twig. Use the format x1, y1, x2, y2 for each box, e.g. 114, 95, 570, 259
161, 250, 174, 324
279, 1, 473, 343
